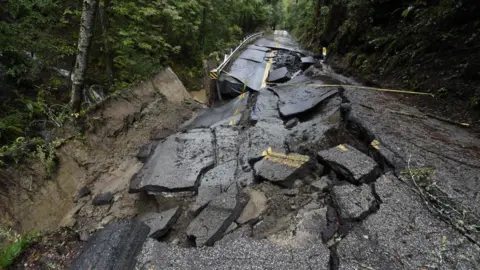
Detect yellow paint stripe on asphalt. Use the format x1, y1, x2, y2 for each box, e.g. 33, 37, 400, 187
266, 82, 435, 97
264, 155, 303, 168
261, 36, 279, 89
267, 147, 310, 162
371, 140, 380, 150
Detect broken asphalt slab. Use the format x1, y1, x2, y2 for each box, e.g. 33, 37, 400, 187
269, 77, 338, 117
267, 67, 290, 83
70, 220, 149, 270
181, 92, 249, 130
318, 144, 381, 184
337, 173, 480, 269
190, 160, 237, 215
253, 150, 319, 188
238, 118, 289, 165
238, 48, 267, 63
186, 185, 248, 247
129, 129, 214, 193
226, 58, 267, 91
137, 207, 181, 240
250, 89, 280, 121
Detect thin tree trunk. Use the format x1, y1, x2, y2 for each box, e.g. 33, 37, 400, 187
99, 0, 114, 86
70, 0, 100, 112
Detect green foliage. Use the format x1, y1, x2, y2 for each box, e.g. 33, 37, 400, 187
0, 230, 39, 268
0, 0, 276, 148
34, 143, 58, 176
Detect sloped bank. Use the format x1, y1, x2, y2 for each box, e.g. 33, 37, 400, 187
0, 68, 196, 242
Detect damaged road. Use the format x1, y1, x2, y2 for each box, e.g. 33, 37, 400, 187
71, 31, 480, 270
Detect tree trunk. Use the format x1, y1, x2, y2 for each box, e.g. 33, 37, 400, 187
99, 0, 114, 86
70, 0, 100, 112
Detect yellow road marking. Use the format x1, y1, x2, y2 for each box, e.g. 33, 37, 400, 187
261, 37, 280, 89
261, 147, 309, 168
267, 147, 310, 162
234, 108, 239, 115
229, 120, 235, 125
337, 145, 348, 152
265, 155, 302, 168
371, 140, 380, 150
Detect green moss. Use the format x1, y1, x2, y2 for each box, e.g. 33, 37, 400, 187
0, 232, 39, 268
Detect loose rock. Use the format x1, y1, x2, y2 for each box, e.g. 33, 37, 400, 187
284, 118, 299, 129
236, 189, 267, 224
92, 192, 113, 206
76, 186, 91, 200
135, 142, 155, 162
311, 176, 331, 191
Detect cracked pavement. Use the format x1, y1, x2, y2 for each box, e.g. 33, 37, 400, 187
71, 31, 480, 270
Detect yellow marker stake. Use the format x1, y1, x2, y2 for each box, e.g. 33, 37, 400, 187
338, 145, 348, 152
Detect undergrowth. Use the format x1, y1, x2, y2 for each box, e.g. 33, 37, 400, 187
0, 229, 39, 269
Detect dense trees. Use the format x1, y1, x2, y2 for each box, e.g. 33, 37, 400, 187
0, 0, 277, 146
281, 0, 480, 114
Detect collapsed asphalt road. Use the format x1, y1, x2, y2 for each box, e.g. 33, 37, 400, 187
71, 31, 480, 270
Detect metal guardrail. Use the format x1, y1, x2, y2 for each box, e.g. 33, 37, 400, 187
209, 32, 264, 101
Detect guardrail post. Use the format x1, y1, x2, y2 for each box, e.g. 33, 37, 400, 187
207, 69, 222, 104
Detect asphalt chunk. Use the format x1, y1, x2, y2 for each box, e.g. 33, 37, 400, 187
238, 118, 289, 165
129, 129, 214, 193
318, 144, 380, 184
254, 150, 315, 188
186, 185, 248, 247
270, 78, 338, 117
137, 207, 182, 240
251, 89, 281, 121
70, 220, 149, 270
267, 67, 290, 83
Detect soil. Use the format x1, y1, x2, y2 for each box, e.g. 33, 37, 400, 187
1, 69, 198, 268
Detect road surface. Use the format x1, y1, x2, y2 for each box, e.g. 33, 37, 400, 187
71, 31, 480, 270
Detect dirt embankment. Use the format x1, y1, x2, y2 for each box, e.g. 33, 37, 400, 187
316, 1, 480, 132
0, 67, 197, 239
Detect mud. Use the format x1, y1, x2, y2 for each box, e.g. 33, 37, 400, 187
0, 68, 197, 236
